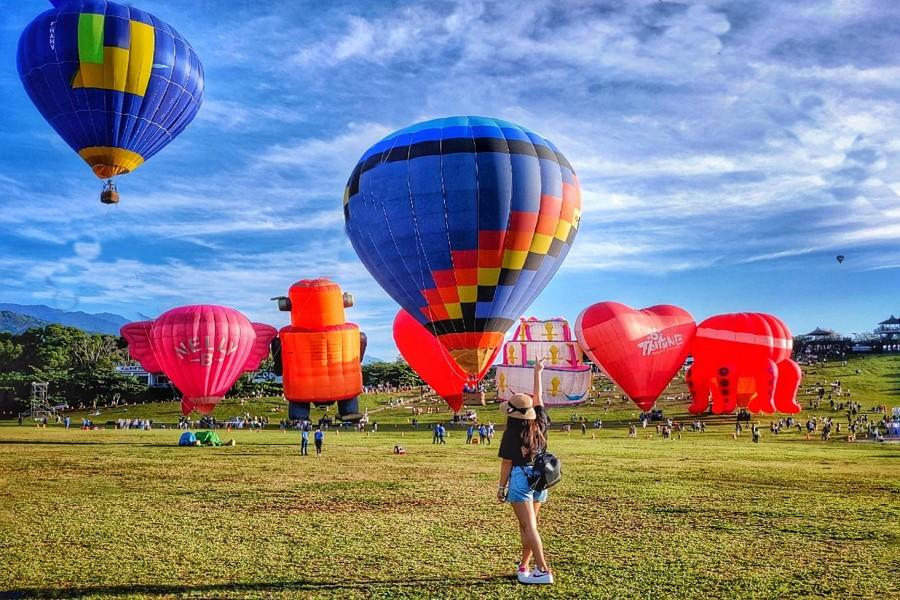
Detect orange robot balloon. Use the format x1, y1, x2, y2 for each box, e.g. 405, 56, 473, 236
273, 278, 365, 422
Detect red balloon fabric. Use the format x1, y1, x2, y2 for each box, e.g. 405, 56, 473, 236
393, 309, 470, 412
687, 312, 802, 415
575, 302, 695, 411
760, 314, 802, 414
121, 305, 276, 415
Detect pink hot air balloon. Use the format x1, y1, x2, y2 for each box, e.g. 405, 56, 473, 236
121, 305, 277, 415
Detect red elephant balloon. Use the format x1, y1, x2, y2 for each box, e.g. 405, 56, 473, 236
121, 305, 277, 415
575, 302, 695, 411
394, 309, 496, 412
758, 314, 802, 414
687, 312, 801, 415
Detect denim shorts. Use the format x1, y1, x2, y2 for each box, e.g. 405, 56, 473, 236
507, 465, 548, 503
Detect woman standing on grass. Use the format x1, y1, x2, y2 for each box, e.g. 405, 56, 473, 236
497, 358, 553, 585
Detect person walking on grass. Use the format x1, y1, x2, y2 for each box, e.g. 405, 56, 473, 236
314, 427, 324, 456
466, 424, 475, 444
301, 427, 309, 456
497, 358, 553, 585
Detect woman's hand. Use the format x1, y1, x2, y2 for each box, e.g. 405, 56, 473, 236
535, 357, 546, 373
497, 485, 507, 503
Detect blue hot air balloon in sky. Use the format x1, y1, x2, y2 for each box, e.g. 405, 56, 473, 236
344, 116, 582, 376
17, 0, 204, 203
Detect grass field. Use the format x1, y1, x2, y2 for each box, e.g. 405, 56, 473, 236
1, 355, 898, 599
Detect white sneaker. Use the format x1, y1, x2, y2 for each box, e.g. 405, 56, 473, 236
516, 565, 530, 583
527, 568, 554, 585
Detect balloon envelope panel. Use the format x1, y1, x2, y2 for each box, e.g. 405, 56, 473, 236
495, 364, 591, 407
281, 326, 362, 403
17, 0, 204, 179
344, 116, 581, 376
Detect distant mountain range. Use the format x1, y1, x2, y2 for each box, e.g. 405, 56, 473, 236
362, 355, 386, 365
0, 311, 50, 335
0, 304, 130, 335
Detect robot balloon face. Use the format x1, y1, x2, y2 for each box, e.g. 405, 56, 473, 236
343, 292, 354, 308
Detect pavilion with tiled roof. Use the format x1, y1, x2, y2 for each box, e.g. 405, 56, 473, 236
794, 326, 852, 357
799, 327, 839, 338
875, 314, 900, 345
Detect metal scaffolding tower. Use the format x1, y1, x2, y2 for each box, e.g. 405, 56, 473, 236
25, 382, 53, 421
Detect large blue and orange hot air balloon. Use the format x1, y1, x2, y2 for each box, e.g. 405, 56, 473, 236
345, 116, 582, 376
18, 0, 204, 203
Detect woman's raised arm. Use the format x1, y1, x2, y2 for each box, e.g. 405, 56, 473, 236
533, 357, 546, 407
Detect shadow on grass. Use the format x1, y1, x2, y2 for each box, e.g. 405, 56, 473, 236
1, 575, 510, 599
0, 440, 189, 448
0, 439, 312, 449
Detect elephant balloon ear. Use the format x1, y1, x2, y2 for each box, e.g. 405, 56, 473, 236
244, 324, 278, 372
120, 321, 162, 374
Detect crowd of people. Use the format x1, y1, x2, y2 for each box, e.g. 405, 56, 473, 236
115, 418, 151, 430
463, 422, 495, 444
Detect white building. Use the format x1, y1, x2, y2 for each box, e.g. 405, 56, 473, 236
114, 364, 170, 388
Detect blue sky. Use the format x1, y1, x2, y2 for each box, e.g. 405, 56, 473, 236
1, 0, 899, 359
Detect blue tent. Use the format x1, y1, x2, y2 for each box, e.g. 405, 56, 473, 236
178, 431, 197, 446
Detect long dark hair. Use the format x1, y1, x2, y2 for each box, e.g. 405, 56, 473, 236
520, 419, 546, 461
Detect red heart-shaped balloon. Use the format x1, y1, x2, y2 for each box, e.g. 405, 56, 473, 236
575, 302, 696, 411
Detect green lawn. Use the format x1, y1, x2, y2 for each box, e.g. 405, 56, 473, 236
1, 355, 898, 599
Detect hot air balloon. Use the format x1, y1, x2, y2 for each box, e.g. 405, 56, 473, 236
18, 0, 204, 203
836, 255, 845, 264
120, 305, 276, 415
344, 116, 582, 379
495, 318, 592, 408
686, 312, 801, 415
575, 303, 695, 412
756, 314, 802, 414
393, 309, 470, 412
273, 279, 365, 422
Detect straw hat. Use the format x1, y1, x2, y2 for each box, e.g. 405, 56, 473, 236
500, 393, 536, 420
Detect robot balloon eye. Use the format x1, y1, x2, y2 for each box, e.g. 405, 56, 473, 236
271, 296, 292, 312
343, 293, 354, 308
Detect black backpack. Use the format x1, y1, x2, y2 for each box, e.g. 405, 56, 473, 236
528, 451, 562, 492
